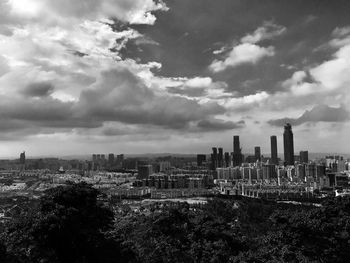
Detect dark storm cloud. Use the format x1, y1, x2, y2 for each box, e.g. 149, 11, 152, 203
77, 68, 225, 129
197, 118, 245, 131
268, 104, 350, 126
0, 66, 230, 139
21, 82, 55, 97
0, 99, 73, 122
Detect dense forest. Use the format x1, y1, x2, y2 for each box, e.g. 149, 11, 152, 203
0, 183, 349, 263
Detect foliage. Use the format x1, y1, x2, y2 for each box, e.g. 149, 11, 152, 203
2, 183, 131, 263
0, 184, 349, 263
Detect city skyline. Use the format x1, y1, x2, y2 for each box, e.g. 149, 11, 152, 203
0, 0, 350, 157
1, 122, 350, 159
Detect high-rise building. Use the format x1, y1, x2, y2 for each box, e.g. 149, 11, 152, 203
20, 151, 25, 165
137, 164, 153, 179
254, 146, 261, 162
296, 164, 306, 180
305, 163, 316, 178
262, 164, 277, 180
108, 153, 115, 166
218, 148, 223, 168
210, 154, 215, 170
232, 136, 243, 167
316, 164, 326, 180
283, 123, 294, 165
224, 152, 230, 167
300, 151, 308, 163
196, 154, 206, 167
211, 148, 218, 170
116, 154, 124, 165
270, 136, 278, 165
233, 136, 240, 153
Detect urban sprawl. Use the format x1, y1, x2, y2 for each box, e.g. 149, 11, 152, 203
0, 123, 349, 214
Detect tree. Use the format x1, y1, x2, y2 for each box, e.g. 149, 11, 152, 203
3, 183, 131, 263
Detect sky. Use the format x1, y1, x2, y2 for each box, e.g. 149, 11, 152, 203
0, 0, 350, 158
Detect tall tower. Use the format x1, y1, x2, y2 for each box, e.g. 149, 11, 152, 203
254, 147, 261, 162
218, 148, 223, 168
20, 151, 26, 171
300, 151, 309, 163
233, 136, 243, 166
20, 151, 25, 164
224, 152, 230, 167
270, 136, 278, 165
233, 136, 240, 154
283, 123, 294, 165
211, 147, 218, 170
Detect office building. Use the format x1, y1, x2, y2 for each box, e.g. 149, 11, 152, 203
218, 148, 223, 168
20, 151, 26, 164
137, 164, 153, 179
197, 154, 206, 167
300, 151, 308, 163
116, 154, 124, 166
262, 164, 276, 180
211, 147, 218, 170
108, 153, 115, 166
254, 146, 261, 162
283, 123, 294, 165
270, 136, 278, 165
305, 163, 316, 179
296, 164, 306, 180
224, 152, 230, 167
232, 136, 243, 167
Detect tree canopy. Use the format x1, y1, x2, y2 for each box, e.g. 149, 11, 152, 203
0, 184, 349, 263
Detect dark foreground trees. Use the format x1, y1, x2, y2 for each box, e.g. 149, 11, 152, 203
1, 183, 134, 263
0, 183, 349, 263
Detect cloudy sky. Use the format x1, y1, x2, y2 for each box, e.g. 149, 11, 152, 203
0, 0, 349, 157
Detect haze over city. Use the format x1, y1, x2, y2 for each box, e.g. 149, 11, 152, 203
0, 0, 349, 157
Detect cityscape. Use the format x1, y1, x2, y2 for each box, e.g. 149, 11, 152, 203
0, 0, 350, 262
0, 123, 349, 203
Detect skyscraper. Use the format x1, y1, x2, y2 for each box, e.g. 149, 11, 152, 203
254, 146, 261, 162
211, 147, 218, 170
20, 151, 25, 165
218, 148, 223, 168
233, 136, 240, 153
224, 152, 230, 167
300, 151, 309, 163
233, 136, 243, 167
270, 136, 278, 165
283, 123, 294, 165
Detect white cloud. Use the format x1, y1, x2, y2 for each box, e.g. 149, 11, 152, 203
241, 21, 286, 44
209, 22, 285, 72
222, 91, 270, 110
185, 77, 212, 88
282, 40, 350, 99
209, 43, 274, 72
7, 0, 168, 25
310, 45, 350, 91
